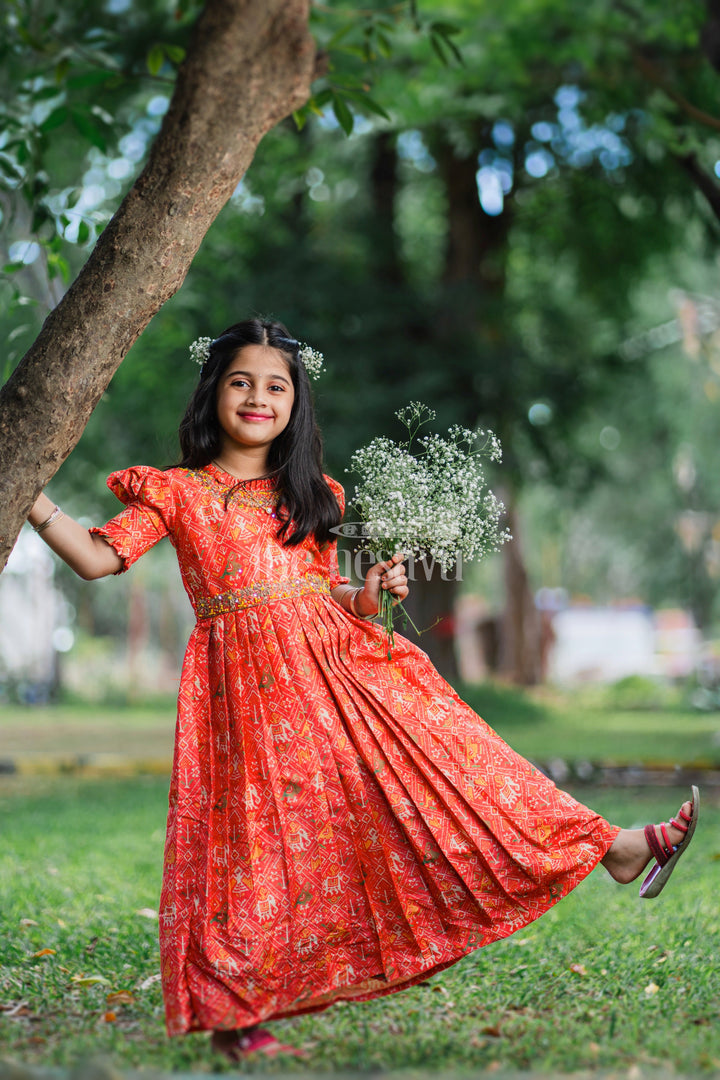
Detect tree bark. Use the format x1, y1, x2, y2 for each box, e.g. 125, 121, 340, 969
497, 501, 543, 686
369, 131, 404, 285
399, 560, 460, 683
0, 0, 316, 570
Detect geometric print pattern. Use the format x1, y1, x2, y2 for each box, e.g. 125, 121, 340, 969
92, 462, 620, 1037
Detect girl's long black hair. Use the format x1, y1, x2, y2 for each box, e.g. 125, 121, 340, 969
177, 318, 341, 548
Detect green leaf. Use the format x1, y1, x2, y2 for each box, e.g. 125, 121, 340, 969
66, 70, 118, 90
146, 44, 165, 77
326, 23, 356, 50
47, 252, 70, 283
292, 108, 308, 131
331, 92, 354, 136
0, 156, 24, 180
442, 38, 463, 64
39, 106, 68, 133
54, 57, 71, 83
33, 86, 63, 101
77, 220, 90, 244
429, 33, 450, 66
342, 91, 390, 121
71, 108, 107, 151
376, 32, 393, 59
313, 88, 333, 107
30, 206, 51, 232
163, 44, 186, 64
335, 44, 367, 59
3, 262, 25, 275
430, 21, 462, 36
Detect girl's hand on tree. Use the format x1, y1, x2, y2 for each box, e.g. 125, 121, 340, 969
356, 552, 408, 616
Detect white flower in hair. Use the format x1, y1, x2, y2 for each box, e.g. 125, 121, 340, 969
298, 343, 325, 380
189, 337, 213, 366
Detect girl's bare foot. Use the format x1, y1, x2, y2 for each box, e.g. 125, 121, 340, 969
601, 798, 694, 884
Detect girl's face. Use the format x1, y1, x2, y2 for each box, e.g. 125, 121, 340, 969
215, 345, 295, 459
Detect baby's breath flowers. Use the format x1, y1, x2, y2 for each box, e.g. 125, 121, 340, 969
347, 401, 511, 657
188, 336, 325, 380
298, 343, 325, 380
189, 337, 213, 367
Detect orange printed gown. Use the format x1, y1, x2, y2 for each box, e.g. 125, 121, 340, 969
92, 462, 619, 1037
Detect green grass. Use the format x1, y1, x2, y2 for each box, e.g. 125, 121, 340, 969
458, 683, 720, 766
1, 775, 719, 1076
3, 684, 720, 766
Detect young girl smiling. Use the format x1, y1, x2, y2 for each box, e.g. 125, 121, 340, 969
27, 318, 698, 1062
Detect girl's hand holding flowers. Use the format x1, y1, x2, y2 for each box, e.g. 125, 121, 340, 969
356, 552, 408, 616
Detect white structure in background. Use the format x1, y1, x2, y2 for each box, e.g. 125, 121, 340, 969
0, 528, 70, 701
547, 602, 701, 684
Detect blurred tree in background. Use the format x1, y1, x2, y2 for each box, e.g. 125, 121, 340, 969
3, 0, 720, 688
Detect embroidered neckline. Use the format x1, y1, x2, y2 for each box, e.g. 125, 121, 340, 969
192, 466, 279, 515
204, 462, 278, 490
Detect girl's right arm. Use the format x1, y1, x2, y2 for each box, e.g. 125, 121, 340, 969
28, 493, 123, 580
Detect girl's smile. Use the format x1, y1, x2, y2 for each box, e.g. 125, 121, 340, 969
215, 344, 295, 470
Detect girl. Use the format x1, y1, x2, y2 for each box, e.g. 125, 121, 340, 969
27, 318, 698, 1063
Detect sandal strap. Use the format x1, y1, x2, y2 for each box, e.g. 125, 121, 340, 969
659, 823, 676, 856
644, 822, 672, 866
669, 815, 689, 834
675, 808, 692, 825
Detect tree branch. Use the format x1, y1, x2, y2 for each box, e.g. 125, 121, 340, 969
632, 47, 720, 133
675, 151, 720, 223
0, 0, 315, 569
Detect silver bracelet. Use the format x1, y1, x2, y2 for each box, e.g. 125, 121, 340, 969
34, 506, 64, 534
349, 587, 377, 620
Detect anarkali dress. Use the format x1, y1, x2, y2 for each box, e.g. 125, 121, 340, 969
91, 461, 619, 1037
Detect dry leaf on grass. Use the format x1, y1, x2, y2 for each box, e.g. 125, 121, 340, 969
481, 1023, 503, 1038
138, 973, 162, 990
70, 974, 111, 987
32, 949, 56, 958
569, 963, 587, 976
106, 990, 135, 1006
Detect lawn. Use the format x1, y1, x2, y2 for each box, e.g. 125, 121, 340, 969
2, 683, 720, 767
1, 774, 718, 1076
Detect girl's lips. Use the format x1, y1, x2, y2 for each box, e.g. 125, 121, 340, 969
239, 413, 272, 421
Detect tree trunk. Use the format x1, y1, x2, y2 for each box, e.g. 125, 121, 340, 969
369, 131, 404, 285
398, 560, 460, 684
498, 501, 543, 686
0, 0, 316, 570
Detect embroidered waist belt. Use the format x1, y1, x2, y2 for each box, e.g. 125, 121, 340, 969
195, 573, 332, 619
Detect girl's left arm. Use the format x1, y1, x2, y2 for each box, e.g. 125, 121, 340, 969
331, 552, 408, 618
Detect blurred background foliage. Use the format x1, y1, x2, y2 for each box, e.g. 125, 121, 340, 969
3, 0, 720, 688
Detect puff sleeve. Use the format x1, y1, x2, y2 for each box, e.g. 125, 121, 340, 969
89, 466, 175, 574
318, 474, 351, 589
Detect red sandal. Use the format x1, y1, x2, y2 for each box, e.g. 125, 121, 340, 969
211, 1025, 309, 1061
639, 785, 699, 899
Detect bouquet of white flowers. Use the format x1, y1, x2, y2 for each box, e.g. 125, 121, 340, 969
347, 402, 511, 657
